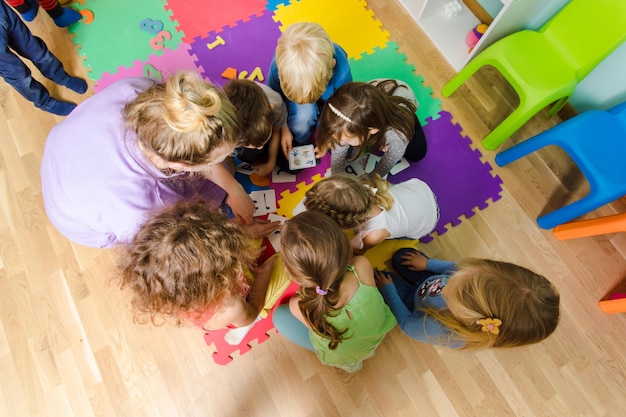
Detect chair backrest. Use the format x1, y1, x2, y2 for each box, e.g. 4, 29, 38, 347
540, 0, 626, 80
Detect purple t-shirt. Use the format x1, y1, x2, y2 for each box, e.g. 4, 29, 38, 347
41, 77, 226, 248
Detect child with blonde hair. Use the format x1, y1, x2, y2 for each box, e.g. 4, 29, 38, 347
118, 200, 287, 345
224, 79, 291, 176
316, 78, 427, 178
42, 70, 255, 248
268, 22, 352, 156
375, 249, 560, 348
272, 210, 397, 372
304, 174, 439, 254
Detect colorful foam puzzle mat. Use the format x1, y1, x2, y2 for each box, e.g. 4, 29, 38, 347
66, 0, 503, 364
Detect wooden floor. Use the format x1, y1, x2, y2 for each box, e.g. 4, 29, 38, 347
2, 1, 626, 416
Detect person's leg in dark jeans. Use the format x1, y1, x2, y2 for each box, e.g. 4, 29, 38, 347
0, 2, 86, 115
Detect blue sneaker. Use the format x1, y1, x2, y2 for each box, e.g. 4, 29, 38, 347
52, 7, 81, 27
20, 0, 39, 22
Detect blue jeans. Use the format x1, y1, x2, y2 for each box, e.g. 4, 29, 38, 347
0, 2, 70, 109
272, 304, 315, 351
285, 100, 318, 145
390, 248, 435, 309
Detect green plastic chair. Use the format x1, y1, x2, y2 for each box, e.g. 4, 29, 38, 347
441, 0, 626, 150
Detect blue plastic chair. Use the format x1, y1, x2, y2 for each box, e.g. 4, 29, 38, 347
495, 101, 626, 229
442, 0, 626, 150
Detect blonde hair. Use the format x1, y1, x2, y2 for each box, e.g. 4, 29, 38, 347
124, 70, 240, 166
275, 22, 335, 104
304, 174, 393, 229
280, 211, 352, 349
426, 259, 560, 348
316, 80, 417, 155
117, 200, 259, 325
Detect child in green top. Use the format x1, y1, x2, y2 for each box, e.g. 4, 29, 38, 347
273, 210, 396, 372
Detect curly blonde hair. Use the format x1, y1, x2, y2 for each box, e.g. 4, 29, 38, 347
280, 211, 352, 349
275, 22, 335, 104
426, 259, 560, 348
117, 200, 259, 325
124, 70, 240, 166
304, 174, 394, 229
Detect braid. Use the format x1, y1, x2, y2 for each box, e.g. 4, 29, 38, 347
304, 176, 374, 229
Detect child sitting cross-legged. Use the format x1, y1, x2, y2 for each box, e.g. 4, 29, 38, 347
303, 174, 439, 255
272, 210, 397, 372
316, 79, 427, 178
117, 200, 288, 345
374, 248, 561, 348
224, 79, 292, 176
268, 21, 352, 158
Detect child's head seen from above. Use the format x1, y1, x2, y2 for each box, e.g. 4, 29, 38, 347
316, 80, 417, 155
304, 174, 393, 229
439, 258, 560, 349
223, 79, 274, 149
275, 22, 335, 104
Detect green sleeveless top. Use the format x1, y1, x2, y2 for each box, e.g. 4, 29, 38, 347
309, 265, 397, 372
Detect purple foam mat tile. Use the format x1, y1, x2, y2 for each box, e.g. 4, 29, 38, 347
389, 111, 503, 241
189, 10, 281, 87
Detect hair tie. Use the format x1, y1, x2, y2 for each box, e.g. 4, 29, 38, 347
315, 286, 328, 296
328, 102, 353, 123
477, 318, 502, 335
362, 184, 378, 195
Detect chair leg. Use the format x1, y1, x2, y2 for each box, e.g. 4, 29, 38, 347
548, 97, 570, 118
537, 194, 608, 230
494, 133, 551, 166
553, 212, 626, 240
441, 58, 485, 97
481, 98, 552, 150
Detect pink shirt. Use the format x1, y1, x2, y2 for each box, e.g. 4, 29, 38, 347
41, 77, 226, 248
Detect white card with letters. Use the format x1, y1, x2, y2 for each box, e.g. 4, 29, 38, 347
365, 154, 382, 174
266, 214, 289, 252
271, 166, 296, 183
236, 162, 255, 175
343, 154, 368, 176
390, 157, 410, 175
250, 189, 276, 217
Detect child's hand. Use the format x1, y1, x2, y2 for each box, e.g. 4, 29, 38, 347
280, 127, 293, 158
314, 146, 327, 159
255, 255, 277, 277
399, 250, 428, 271
374, 269, 393, 289
226, 188, 255, 225
241, 218, 281, 239
254, 160, 276, 177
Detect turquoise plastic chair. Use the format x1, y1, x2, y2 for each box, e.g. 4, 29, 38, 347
495, 101, 626, 229
442, 0, 626, 150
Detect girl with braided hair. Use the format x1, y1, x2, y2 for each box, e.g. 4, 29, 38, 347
303, 174, 439, 255
272, 210, 396, 372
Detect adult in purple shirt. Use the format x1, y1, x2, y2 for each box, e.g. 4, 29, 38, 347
41, 71, 259, 248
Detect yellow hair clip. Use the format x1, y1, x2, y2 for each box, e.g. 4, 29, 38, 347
477, 318, 502, 335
